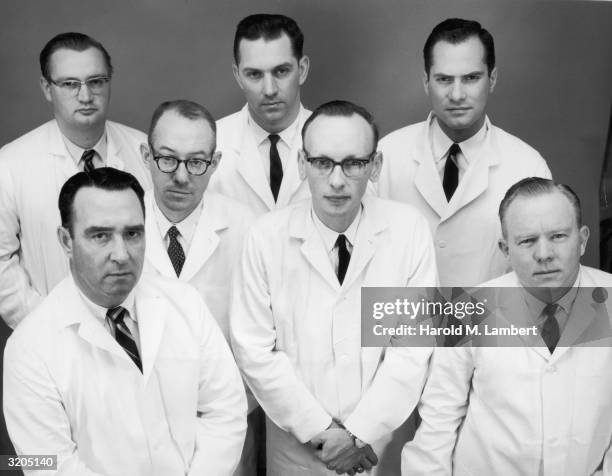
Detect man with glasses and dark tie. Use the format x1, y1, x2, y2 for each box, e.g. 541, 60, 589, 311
231, 100, 436, 475
0, 32, 151, 328
403, 177, 612, 475
3, 167, 246, 476
209, 13, 311, 216
377, 18, 551, 288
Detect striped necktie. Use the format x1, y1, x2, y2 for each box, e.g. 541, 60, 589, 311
81, 149, 96, 173
106, 306, 142, 372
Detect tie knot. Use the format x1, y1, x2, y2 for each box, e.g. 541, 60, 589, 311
168, 225, 180, 239
107, 306, 127, 324
81, 149, 95, 161
335, 234, 348, 250
542, 303, 558, 319
269, 134, 280, 146
448, 143, 461, 157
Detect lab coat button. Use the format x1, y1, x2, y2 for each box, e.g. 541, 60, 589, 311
548, 366, 557, 373
438, 240, 447, 248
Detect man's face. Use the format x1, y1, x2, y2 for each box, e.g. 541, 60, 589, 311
298, 114, 382, 232
499, 192, 589, 302
424, 36, 496, 142
58, 187, 145, 309
142, 110, 220, 222
233, 33, 309, 133
41, 47, 111, 132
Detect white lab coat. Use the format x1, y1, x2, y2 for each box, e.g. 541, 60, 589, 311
209, 104, 311, 216
231, 196, 437, 475
377, 115, 551, 287
403, 266, 612, 476
143, 191, 255, 339
0, 120, 152, 327
3, 273, 247, 476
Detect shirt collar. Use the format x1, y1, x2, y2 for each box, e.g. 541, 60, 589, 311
63, 132, 108, 166
430, 114, 488, 164
248, 108, 301, 148
73, 274, 136, 324
152, 195, 203, 248
522, 272, 581, 317
311, 205, 362, 253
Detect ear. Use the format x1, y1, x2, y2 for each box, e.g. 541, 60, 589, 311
140, 142, 151, 168
498, 238, 509, 258
579, 225, 590, 256
232, 63, 244, 91
422, 70, 430, 96
489, 67, 498, 93
297, 149, 307, 180
57, 226, 74, 259
40, 76, 53, 102
368, 151, 383, 183
298, 55, 310, 86
209, 151, 222, 175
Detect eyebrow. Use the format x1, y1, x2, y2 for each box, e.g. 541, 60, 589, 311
83, 224, 144, 234
432, 70, 485, 77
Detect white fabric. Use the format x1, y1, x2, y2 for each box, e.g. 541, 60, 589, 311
3, 273, 247, 476
62, 132, 107, 169
0, 119, 152, 328
209, 104, 311, 216
230, 196, 437, 475
143, 190, 255, 340
403, 266, 612, 476
377, 114, 551, 287
151, 196, 202, 252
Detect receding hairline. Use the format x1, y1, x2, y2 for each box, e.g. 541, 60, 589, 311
303, 113, 377, 154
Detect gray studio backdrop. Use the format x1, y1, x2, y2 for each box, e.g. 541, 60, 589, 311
1, 0, 611, 266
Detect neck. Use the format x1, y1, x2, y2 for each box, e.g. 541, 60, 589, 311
58, 121, 105, 149
438, 115, 485, 144
156, 193, 200, 224
250, 99, 300, 134
315, 207, 358, 234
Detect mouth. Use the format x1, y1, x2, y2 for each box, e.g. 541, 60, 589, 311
76, 108, 97, 115
533, 270, 561, 277
167, 189, 192, 197
261, 101, 283, 108
446, 107, 471, 113
107, 271, 133, 279
325, 195, 350, 205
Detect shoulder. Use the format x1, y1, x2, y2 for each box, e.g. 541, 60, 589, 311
0, 121, 54, 160
365, 196, 428, 228
580, 265, 612, 287
379, 120, 428, 149
106, 120, 146, 143
478, 271, 519, 288
490, 123, 544, 163
216, 109, 243, 135
205, 191, 254, 218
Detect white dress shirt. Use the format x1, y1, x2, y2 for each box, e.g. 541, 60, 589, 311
311, 206, 361, 275
152, 197, 203, 253
62, 133, 108, 170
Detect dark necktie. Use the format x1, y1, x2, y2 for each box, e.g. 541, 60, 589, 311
336, 234, 350, 284
443, 143, 460, 201
81, 149, 96, 173
269, 134, 283, 202
541, 303, 560, 354
107, 306, 142, 372
167, 225, 185, 277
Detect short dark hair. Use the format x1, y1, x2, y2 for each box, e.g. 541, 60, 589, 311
499, 177, 582, 237
147, 99, 217, 150
301, 100, 379, 153
40, 32, 113, 80
423, 18, 495, 77
59, 168, 145, 235
233, 14, 304, 63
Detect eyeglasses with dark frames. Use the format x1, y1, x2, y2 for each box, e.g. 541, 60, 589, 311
48, 76, 110, 96
303, 151, 376, 178
149, 146, 213, 176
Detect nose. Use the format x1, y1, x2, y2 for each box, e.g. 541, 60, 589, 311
262, 74, 278, 97
77, 82, 93, 103
449, 79, 465, 102
173, 161, 190, 184
328, 163, 346, 189
110, 236, 129, 263
534, 238, 554, 262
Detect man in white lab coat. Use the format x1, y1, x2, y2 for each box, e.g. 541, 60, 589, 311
403, 177, 612, 475
378, 18, 551, 287
209, 13, 311, 216
141, 99, 254, 340
3, 167, 246, 476
0, 32, 151, 328
231, 100, 437, 476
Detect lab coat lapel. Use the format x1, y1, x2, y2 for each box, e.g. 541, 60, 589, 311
413, 133, 448, 219
341, 197, 387, 290
105, 123, 126, 170
135, 286, 167, 384
290, 202, 340, 291
233, 107, 275, 211
179, 197, 225, 281
144, 193, 176, 278
276, 106, 308, 207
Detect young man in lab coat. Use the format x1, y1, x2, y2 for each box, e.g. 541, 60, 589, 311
231, 100, 437, 475
377, 18, 551, 287
3, 168, 246, 476
404, 177, 612, 475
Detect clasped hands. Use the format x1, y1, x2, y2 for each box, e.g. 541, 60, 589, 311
310, 420, 378, 475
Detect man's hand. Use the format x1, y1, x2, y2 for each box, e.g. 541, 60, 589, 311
310, 425, 355, 462
327, 444, 378, 475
